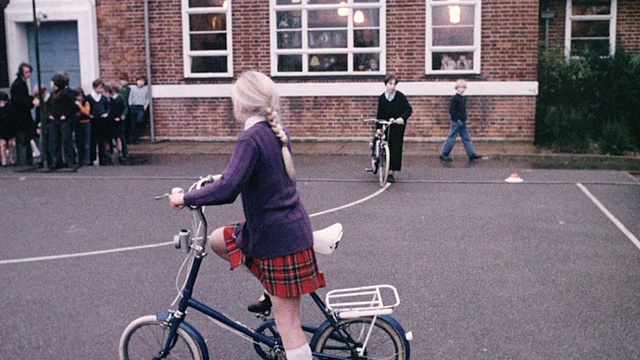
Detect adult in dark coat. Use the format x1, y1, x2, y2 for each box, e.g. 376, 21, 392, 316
375, 74, 412, 182
9, 63, 36, 165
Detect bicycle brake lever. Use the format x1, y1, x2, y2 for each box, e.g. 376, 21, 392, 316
155, 187, 184, 201
155, 193, 171, 200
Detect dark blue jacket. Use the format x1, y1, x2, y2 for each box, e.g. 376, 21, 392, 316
449, 93, 467, 122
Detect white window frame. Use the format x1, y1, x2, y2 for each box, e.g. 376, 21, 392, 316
564, 0, 617, 59
270, 0, 386, 76
425, 0, 481, 75
181, 0, 233, 78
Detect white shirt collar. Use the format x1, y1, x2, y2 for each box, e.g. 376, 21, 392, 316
90, 91, 102, 102
244, 115, 266, 130
385, 91, 396, 102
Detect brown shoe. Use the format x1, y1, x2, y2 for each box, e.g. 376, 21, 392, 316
247, 292, 272, 314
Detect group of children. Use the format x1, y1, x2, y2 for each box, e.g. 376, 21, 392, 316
0, 72, 149, 168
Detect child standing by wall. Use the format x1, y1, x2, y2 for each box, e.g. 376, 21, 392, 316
0, 91, 17, 166
128, 76, 149, 144
45, 73, 77, 169
108, 82, 129, 163
86, 79, 111, 166
439, 79, 482, 162
74, 87, 92, 166
118, 72, 132, 144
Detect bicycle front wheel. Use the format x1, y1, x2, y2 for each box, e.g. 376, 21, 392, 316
378, 144, 390, 187
313, 317, 407, 360
119, 315, 204, 360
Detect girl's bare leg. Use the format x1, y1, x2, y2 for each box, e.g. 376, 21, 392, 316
271, 295, 311, 359
208, 226, 230, 261
208, 226, 310, 359
1, 139, 6, 166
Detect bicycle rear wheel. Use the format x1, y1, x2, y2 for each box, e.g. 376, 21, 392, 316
119, 315, 204, 360
313, 317, 407, 360
378, 144, 390, 187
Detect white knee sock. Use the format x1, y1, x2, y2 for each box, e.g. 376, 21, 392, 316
285, 343, 311, 360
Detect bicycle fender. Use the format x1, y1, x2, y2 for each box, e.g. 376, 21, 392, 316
156, 312, 210, 360
379, 315, 411, 360
308, 319, 333, 349
309, 316, 411, 360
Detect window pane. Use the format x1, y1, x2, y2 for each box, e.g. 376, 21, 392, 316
571, 39, 610, 57
432, 52, 474, 71
571, 20, 610, 37
354, 29, 379, 47
191, 33, 227, 50
432, 5, 474, 26
309, 30, 347, 48
354, 53, 379, 71
572, 0, 610, 15
354, 0, 380, 3
278, 55, 302, 72
190, 14, 227, 32
309, 54, 348, 72
353, 8, 380, 27
191, 56, 228, 73
308, 9, 348, 28
432, 26, 474, 46
278, 31, 302, 49
189, 0, 226, 8
277, 11, 302, 29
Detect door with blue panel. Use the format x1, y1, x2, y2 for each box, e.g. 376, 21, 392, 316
27, 21, 81, 90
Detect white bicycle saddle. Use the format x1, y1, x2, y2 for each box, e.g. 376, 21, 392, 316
312, 223, 343, 255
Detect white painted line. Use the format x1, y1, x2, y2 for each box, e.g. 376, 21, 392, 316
576, 183, 640, 251
0, 242, 174, 265
0, 183, 390, 265
309, 183, 391, 218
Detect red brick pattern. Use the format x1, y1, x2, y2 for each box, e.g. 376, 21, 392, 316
89, 1, 636, 141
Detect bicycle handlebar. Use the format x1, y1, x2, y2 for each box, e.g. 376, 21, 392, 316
365, 118, 405, 126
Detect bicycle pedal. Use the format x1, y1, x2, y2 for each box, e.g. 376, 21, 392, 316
254, 310, 271, 318
365, 168, 373, 172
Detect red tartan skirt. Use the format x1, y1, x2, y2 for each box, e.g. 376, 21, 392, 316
223, 223, 326, 298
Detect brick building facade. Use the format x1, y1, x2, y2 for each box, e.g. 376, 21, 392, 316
2, 0, 638, 143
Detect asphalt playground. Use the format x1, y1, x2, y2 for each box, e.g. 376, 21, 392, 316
0, 152, 638, 359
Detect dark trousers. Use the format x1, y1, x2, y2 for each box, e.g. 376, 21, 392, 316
49, 118, 76, 167
76, 122, 91, 165
386, 124, 405, 171
15, 131, 33, 166
129, 105, 145, 143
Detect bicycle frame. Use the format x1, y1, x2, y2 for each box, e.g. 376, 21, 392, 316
156, 206, 398, 360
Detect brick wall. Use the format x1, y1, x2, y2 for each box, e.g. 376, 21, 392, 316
95, 0, 147, 82
481, 0, 539, 81
153, 95, 536, 140
618, 0, 640, 54
96, 0, 540, 141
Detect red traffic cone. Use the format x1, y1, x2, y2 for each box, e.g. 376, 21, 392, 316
505, 173, 524, 183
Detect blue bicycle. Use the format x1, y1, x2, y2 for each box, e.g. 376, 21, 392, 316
119, 175, 412, 359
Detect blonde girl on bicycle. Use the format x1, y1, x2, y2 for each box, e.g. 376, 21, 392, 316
169, 71, 325, 360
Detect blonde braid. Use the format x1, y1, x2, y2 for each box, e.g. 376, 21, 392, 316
266, 107, 296, 180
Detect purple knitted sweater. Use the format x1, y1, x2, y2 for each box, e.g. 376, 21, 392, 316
184, 121, 313, 260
